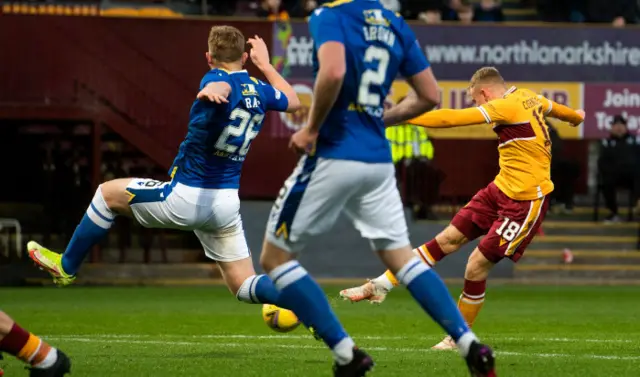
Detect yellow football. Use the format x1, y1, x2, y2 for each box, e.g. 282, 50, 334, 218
262, 304, 301, 333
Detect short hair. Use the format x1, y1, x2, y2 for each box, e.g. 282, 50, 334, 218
469, 66, 505, 89
208, 26, 245, 63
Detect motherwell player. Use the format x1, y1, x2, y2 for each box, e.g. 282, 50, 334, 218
0, 310, 70, 376
340, 66, 585, 350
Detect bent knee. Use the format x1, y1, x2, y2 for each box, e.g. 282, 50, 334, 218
99, 179, 133, 214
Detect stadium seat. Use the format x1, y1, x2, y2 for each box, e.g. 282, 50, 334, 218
100, 7, 141, 16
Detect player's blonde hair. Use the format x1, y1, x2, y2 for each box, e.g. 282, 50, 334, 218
469, 66, 505, 90
208, 26, 245, 63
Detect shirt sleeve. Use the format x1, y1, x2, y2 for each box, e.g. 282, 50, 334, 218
260, 81, 289, 112
409, 108, 487, 128
537, 95, 584, 125
200, 71, 228, 89
478, 98, 518, 124
536, 95, 554, 115
309, 8, 344, 48
399, 22, 430, 77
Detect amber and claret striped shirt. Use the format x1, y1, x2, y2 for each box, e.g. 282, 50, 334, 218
409, 86, 584, 201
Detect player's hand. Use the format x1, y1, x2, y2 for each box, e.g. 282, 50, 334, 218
289, 127, 318, 155
576, 109, 585, 120
248, 35, 270, 71
197, 88, 229, 104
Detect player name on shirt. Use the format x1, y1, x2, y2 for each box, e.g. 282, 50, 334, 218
363, 26, 396, 48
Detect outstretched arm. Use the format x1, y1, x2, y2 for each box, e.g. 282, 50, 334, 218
197, 82, 232, 104
409, 107, 488, 128
538, 96, 584, 126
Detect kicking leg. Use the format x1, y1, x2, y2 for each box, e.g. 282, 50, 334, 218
0, 311, 71, 376
28, 178, 141, 285
340, 224, 470, 303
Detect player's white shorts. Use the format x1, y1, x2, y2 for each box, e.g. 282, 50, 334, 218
266, 156, 409, 253
125, 179, 249, 262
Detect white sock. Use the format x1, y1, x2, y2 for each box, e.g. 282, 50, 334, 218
456, 331, 479, 358
332, 337, 356, 365
86, 186, 116, 230
33, 348, 58, 369
372, 273, 394, 291
236, 275, 260, 303
373, 246, 431, 291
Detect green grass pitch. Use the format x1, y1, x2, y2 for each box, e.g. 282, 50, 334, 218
1, 285, 639, 376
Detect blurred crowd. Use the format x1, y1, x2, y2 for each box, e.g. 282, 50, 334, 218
6, 0, 637, 25
224, 0, 640, 26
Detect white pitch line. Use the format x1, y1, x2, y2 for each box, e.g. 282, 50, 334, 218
45, 336, 640, 362
48, 333, 634, 343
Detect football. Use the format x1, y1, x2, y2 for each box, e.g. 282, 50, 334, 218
262, 304, 301, 333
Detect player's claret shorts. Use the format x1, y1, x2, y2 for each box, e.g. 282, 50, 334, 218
451, 182, 549, 263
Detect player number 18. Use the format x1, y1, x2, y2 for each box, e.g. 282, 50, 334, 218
358, 46, 390, 107
496, 217, 521, 242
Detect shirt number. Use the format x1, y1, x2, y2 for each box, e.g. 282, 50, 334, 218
496, 217, 521, 242
358, 46, 390, 107
215, 109, 264, 156
534, 107, 551, 149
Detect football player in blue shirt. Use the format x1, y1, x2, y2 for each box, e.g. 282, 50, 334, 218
259, 1, 497, 376
28, 27, 301, 308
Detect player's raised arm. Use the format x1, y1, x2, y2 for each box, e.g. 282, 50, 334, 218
197, 82, 232, 104
537, 95, 585, 126
247, 35, 300, 113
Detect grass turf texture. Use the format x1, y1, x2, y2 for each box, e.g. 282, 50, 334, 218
1, 286, 638, 376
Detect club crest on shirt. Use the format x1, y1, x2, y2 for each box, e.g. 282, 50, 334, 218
241, 83, 258, 97
363, 9, 389, 26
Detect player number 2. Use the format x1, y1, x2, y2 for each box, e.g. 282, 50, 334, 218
495, 217, 521, 242
358, 46, 390, 107
215, 108, 264, 156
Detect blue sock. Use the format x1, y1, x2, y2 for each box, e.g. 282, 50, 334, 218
396, 257, 474, 343
61, 186, 115, 275
269, 261, 355, 365
236, 274, 280, 304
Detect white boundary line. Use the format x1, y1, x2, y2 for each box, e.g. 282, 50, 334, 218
43, 335, 640, 362
48, 333, 634, 344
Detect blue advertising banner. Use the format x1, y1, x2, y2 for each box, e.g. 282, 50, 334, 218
274, 21, 640, 82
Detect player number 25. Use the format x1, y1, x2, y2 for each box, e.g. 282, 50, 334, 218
215, 108, 264, 156
495, 217, 521, 242
358, 46, 390, 107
